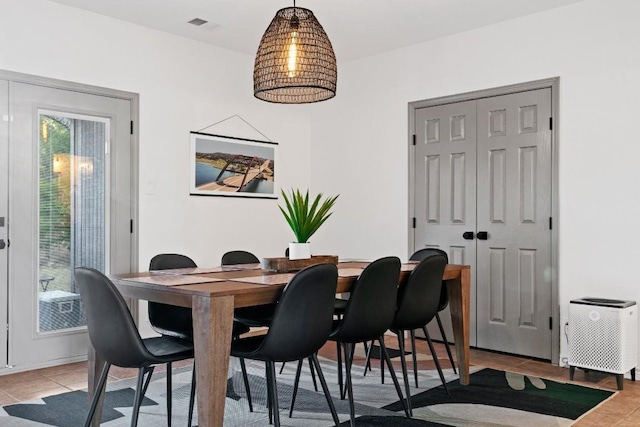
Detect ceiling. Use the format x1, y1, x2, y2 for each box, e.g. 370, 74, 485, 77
47, 0, 582, 62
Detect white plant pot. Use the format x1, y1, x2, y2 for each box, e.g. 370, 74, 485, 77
289, 242, 311, 260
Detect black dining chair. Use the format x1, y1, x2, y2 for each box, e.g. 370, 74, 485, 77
149, 253, 251, 340
221, 249, 260, 266
291, 256, 410, 427
148, 253, 253, 418
75, 267, 196, 427
390, 253, 449, 415
223, 250, 279, 328
230, 263, 341, 427
409, 248, 457, 378
363, 248, 457, 386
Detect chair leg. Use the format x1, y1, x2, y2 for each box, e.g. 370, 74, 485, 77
166, 362, 172, 427
344, 342, 356, 427
187, 362, 196, 427
289, 359, 304, 418
336, 342, 344, 400
397, 331, 413, 417
84, 362, 111, 427
380, 339, 385, 384
423, 326, 450, 396
410, 329, 419, 388
378, 337, 410, 418
436, 313, 457, 374
349, 343, 356, 364
279, 362, 286, 374
308, 357, 319, 392
139, 366, 155, 403
362, 341, 372, 376
311, 353, 341, 427
363, 341, 371, 377
131, 367, 150, 427
239, 357, 254, 412
266, 363, 273, 425
267, 361, 281, 427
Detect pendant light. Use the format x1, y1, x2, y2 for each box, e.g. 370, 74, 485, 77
253, 1, 337, 104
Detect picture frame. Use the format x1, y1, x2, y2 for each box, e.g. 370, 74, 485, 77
189, 132, 278, 199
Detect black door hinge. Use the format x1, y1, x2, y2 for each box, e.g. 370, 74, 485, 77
130, 219, 133, 233
549, 117, 553, 130
549, 217, 553, 230
130, 121, 134, 135
549, 316, 553, 330
412, 217, 416, 228
412, 134, 416, 146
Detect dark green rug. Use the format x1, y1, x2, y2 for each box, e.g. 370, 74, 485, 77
383, 368, 614, 426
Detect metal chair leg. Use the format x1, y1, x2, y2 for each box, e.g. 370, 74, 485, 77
380, 340, 385, 384
423, 326, 450, 396
337, 342, 345, 400
267, 361, 281, 427
84, 362, 111, 427
139, 366, 155, 402
410, 330, 419, 388
131, 367, 148, 427
166, 362, 172, 427
344, 343, 356, 427
308, 357, 319, 391
266, 363, 273, 424
379, 337, 411, 418
362, 341, 372, 375
311, 353, 341, 427
436, 313, 457, 374
397, 331, 413, 416
289, 359, 304, 417
239, 357, 254, 412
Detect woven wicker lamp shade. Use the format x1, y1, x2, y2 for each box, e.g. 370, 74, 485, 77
254, 6, 337, 104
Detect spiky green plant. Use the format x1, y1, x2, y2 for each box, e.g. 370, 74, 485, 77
279, 188, 339, 243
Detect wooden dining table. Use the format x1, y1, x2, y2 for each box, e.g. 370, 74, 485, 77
89, 261, 471, 427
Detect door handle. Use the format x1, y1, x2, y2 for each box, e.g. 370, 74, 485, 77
477, 231, 488, 240
0, 239, 5, 249
462, 231, 474, 240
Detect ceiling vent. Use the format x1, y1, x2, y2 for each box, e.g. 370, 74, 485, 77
188, 18, 208, 26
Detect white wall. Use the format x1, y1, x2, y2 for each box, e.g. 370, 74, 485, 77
4, 0, 639, 361
310, 0, 640, 363
1, 0, 315, 335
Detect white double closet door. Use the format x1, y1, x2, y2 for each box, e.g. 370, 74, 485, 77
413, 88, 553, 359
0, 78, 133, 370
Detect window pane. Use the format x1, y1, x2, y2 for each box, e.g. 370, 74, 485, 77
38, 114, 106, 332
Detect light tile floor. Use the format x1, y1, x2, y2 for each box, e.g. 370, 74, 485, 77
0, 337, 635, 426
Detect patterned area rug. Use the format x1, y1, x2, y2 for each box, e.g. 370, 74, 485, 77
0, 356, 614, 426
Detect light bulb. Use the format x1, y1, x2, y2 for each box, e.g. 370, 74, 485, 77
287, 30, 298, 77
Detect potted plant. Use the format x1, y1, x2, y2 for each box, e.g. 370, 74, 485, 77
279, 188, 339, 260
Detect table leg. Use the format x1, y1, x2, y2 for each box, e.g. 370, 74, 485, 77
88, 344, 107, 427
447, 266, 471, 385
192, 295, 234, 427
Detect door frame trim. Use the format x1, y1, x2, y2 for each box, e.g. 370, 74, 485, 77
408, 77, 560, 363
0, 69, 140, 320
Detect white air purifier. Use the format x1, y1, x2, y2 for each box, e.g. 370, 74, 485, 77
568, 298, 637, 389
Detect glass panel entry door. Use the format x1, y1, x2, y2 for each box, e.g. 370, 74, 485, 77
38, 112, 109, 332
8, 81, 132, 369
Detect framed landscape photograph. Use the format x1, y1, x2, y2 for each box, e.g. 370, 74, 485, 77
189, 132, 278, 198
